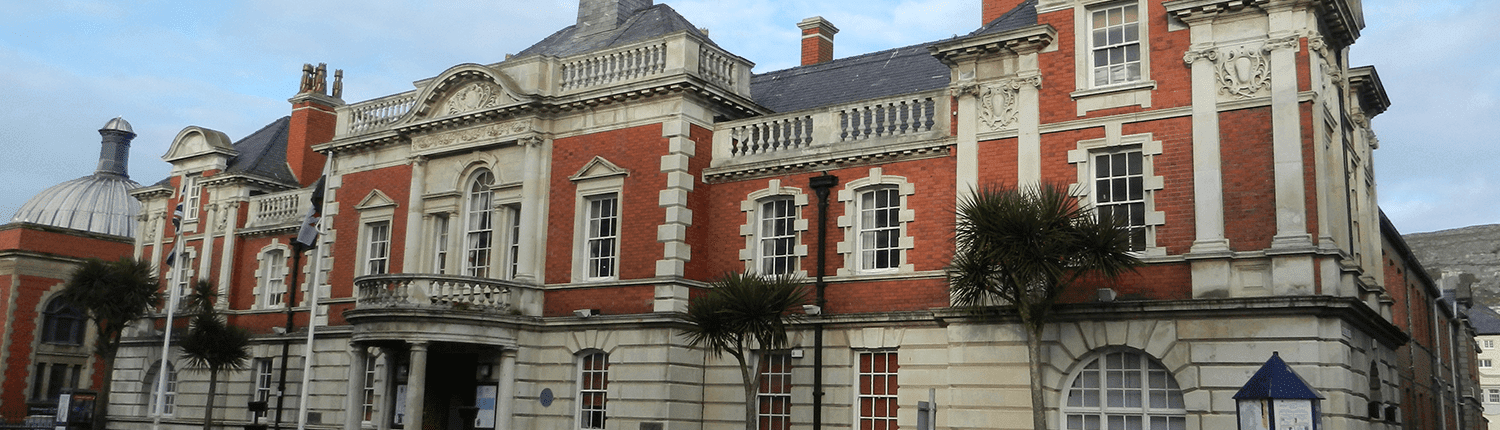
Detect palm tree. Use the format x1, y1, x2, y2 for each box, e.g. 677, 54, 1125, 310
679, 272, 809, 427
58, 257, 162, 430
948, 183, 1140, 430
178, 280, 252, 430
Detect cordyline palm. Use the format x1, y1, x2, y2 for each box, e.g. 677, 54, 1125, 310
178, 280, 252, 430
679, 272, 809, 428
58, 257, 162, 430
948, 183, 1140, 430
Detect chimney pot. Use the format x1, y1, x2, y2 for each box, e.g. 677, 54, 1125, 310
797, 16, 839, 66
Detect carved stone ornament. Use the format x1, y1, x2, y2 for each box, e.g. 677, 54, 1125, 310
1182, 48, 1218, 66
443, 82, 506, 116
1261, 35, 1301, 53
1216, 47, 1270, 99
977, 76, 1041, 131
412, 120, 532, 150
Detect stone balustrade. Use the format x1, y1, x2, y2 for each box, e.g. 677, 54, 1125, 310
244, 189, 311, 229
561, 43, 668, 92
341, 91, 419, 136
355, 273, 541, 315
713, 90, 948, 165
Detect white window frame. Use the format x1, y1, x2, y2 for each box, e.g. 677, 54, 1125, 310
364, 221, 391, 276
1485, 339, 1494, 349
1087, 2, 1143, 88
836, 168, 915, 276
1482, 359, 1493, 368
1487, 388, 1500, 404
582, 193, 620, 280
1060, 349, 1186, 430
253, 358, 274, 419
362, 352, 379, 423
577, 350, 610, 429
181, 175, 202, 222
757, 352, 793, 430
255, 243, 291, 309
1068, 132, 1166, 257
169, 247, 197, 308
739, 180, 809, 277
855, 350, 898, 429
354, 190, 398, 279
432, 214, 451, 275
504, 203, 523, 279
464, 170, 497, 278
146, 361, 178, 417
570, 157, 628, 282
1067, 0, 1156, 115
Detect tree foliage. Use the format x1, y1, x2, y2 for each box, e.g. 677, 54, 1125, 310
678, 272, 809, 427
58, 257, 162, 430
178, 279, 252, 430
947, 183, 1140, 430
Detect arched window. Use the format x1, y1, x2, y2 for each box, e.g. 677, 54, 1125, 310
1062, 350, 1185, 430
577, 350, 609, 429
41, 298, 85, 345
465, 171, 496, 277
144, 361, 178, 416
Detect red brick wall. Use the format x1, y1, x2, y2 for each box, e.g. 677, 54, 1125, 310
1125, 117, 1195, 254
1219, 107, 1276, 251
0, 227, 132, 261
331, 164, 413, 297
287, 100, 336, 187
978, 137, 1020, 185
826, 278, 948, 313
546, 124, 669, 284
681, 124, 716, 281
800, 28, 834, 66
544, 285, 655, 317
1033, 1, 1192, 124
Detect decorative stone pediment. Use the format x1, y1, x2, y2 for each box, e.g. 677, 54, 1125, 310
355, 189, 397, 210
163, 127, 236, 163
570, 156, 629, 182
409, 64, 526, 121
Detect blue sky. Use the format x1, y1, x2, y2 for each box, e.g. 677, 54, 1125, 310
0, 0, 1493, 234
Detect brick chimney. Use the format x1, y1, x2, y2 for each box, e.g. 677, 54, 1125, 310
798, 17, 839, 66
577, 0, 654, 36
286, 63, 343, 187
983, 0, 1026, 25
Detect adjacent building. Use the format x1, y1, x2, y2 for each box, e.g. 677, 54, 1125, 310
91, 0, 1484, 429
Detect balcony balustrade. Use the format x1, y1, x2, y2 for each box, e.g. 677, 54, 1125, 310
354, 273, 541, 316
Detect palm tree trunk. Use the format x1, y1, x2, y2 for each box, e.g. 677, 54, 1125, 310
733, 352, 757, 429
93, 344, 119, 430
1027, 326, 1047, 430
203, 368, 220, 430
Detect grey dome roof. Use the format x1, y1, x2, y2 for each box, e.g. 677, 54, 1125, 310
102, 116, 133, 133
9, 117, 143, 237
11, 175, 142, 237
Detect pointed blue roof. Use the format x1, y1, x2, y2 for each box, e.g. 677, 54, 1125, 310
1233, 352, 1323, 400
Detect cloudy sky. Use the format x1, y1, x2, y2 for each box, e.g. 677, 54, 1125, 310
0, 0, 1492, 234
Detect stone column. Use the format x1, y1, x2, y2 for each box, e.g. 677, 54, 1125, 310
345, 343, 369, 430
952, 81, 980, 194
1266, 33, 1312, 250
404, 156, 428, 271
495, 349, 518, 429
516, 136, 547, 283
1184, 47, 1229, 255
216, 200, 242, 307
1011, 45, 1044, 187
404, 342, 430, 430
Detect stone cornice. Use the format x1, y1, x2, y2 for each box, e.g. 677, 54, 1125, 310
929, 25, 1056, 65
703, 137, 954, 184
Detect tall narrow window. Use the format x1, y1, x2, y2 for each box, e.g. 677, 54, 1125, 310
1089, 3, 1141, 87
1063, 350, 1185, 430
506, 205, 522, 279
182, 175, 201, 221
757, 353, 792, 430
578, 351, 609, 429
41, 298, 85, 345
465, 171, 495, 278
147, 362, 178, 416
30, 363, 80, 402
365, 221, 391, 275
263, 249, 287, 308
858, 350, 898, 430
254, 359, 274, 418
759, 198, 797, 275
1094, 149, 1146, 251
585, 194, 619, 280
858, 187, 901, 272
362, 353, 378, 422
433, 215, 450, 275
173, 252, 193, 307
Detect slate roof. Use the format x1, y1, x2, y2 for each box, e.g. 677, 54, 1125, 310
1471, 305, 1500, 335
516, 4, 721, 59
146, 116, 296, 188
749, 0, 1037, 113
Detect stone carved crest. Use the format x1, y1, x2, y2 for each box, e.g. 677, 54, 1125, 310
1216, 47, 1270, 99
412, 121, 532, 150
443, 82, 507, 115
977, 76, 1041, 131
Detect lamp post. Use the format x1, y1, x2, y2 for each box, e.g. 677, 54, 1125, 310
1234, 352, 1323, 430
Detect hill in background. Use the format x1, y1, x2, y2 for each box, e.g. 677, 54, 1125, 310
1403, 224, 1500, 308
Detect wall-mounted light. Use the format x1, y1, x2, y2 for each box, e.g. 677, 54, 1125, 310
802, 304, 822, 315
1097, 288, 1117, 303
476, 363, 493, 380
573, 309, 599, 318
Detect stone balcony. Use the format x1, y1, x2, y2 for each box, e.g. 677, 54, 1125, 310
705, 89, 952, 181
353, 273, 544, 317
243, 188, 312, 230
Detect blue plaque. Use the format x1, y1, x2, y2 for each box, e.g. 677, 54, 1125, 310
539, 388, 554, 407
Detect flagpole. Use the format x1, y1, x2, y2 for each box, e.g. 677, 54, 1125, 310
277, 160, 330, 430
296, 157, 333, 430
152, 206, 185, 430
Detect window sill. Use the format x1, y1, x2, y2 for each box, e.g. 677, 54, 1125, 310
1071, 80, 1157, 116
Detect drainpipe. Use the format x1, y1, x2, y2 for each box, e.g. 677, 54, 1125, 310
808, 172, 838, 430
